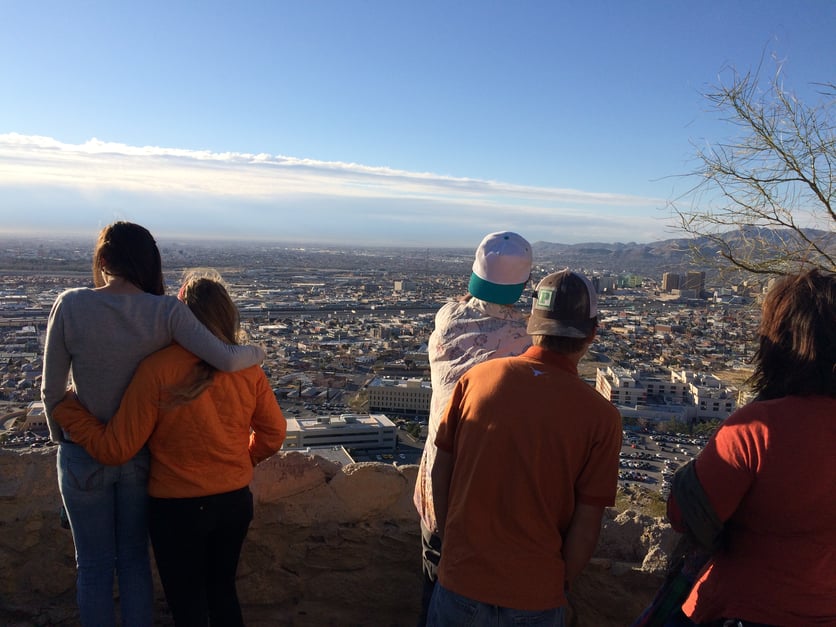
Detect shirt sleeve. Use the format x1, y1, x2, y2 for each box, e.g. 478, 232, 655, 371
248, 369, 287, 465
169, 299, 266, 372
434, 378, 465, 453
693, 407, 761, 521
53, 360, 160, 465
576, 406, 622, 507
41, 296, 72, 441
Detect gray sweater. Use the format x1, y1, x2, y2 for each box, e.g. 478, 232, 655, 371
41, 288, 265, 442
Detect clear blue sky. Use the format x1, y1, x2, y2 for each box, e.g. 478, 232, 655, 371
1, 1, 833, 247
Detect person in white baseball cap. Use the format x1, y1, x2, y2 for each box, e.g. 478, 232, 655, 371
427, 267, 619, 626
413, 231, 533, 625
468, 231, 533, 305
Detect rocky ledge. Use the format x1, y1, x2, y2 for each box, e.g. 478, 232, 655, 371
0, 447, 676, 626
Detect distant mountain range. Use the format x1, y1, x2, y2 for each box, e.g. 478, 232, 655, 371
532, 228, 834, 274
0, 227, 830, 278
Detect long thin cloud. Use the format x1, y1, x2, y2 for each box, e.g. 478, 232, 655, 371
0, 133, 670, 245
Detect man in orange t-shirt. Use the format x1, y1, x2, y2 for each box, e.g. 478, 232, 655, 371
428, 269, 621, 626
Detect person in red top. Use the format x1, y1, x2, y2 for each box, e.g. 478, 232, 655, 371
55, 273, 287, 627
667, 269, 836, 626
428, 269, 622, 626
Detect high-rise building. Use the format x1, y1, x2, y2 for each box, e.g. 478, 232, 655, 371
661, 272, 680, 292
683, 271, 706, 295
591, 275, 617, 293
619, 273, 643, 288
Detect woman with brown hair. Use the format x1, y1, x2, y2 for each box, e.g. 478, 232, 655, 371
667, 268, 836, 626
41, 223, 265, 626
54, 272, 287, 627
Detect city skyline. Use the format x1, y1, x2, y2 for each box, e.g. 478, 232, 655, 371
1, 1, 833, 246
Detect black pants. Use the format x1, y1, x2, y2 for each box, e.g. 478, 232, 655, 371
149, 487, 254, 627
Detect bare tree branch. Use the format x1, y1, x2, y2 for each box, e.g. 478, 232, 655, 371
670, 60, 835, 277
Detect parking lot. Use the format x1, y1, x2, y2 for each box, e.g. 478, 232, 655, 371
620, 429, 709, 497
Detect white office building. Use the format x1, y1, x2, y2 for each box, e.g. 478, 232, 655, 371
367, 377, 432, 416
595, 367, 647, 407
21, 400, 48, 431
596, 366, 736, 424
283, 413, 397, 451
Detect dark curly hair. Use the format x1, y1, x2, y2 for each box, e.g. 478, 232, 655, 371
748, 269, 836, 400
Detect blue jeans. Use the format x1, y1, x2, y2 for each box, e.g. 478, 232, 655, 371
58, 442, 153, 627
427, 582, 565, 627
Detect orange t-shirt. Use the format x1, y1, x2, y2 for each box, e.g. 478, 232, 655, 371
55, 343, 287, 498
682, 395, 836, 626
435, 345, 622, 610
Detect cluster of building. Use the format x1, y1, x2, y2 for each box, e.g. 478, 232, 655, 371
0, 238, 773, 463
596, 366, 737, 425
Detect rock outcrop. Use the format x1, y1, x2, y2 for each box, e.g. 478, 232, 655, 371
0, 447, 674, 626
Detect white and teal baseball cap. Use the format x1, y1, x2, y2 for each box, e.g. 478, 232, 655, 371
468, 231, 532, 305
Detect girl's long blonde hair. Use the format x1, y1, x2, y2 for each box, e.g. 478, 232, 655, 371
165, 270, 245, 406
